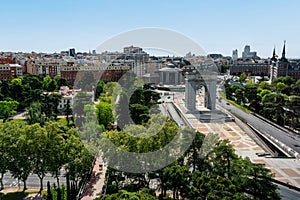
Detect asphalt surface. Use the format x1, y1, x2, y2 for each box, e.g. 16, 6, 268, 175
218, 99, 300, 154
278, 184, 300, 200
2, 172, 66, 189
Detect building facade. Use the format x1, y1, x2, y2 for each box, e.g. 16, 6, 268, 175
270, 42, 300, 80
0, 64, 23, 80
242, 45, 257, 59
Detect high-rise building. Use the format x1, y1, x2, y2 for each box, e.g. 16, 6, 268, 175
242, 45, 257, 59
232, 49, 238, 62
69, 48, 76, 57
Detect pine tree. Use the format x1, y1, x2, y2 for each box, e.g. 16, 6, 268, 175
47, 181, 53, 200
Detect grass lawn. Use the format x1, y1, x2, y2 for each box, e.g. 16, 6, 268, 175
219, 91, 251, 113
0, 190, 45, 200
0, 191, 26, 200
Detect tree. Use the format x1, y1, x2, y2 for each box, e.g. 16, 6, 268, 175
24, 102, 45, 125
235, 88, 244, 105
129, 103, 150, 125
239, 72, 247, 82
96, 189, 158, 200
276, 82, 286, 92
190, 172, 250, 199
95, 80, 105, 100
262, 93, 286, 125
128, 86, 160, 125
116, 92, 132, 129
8, 122, 32, 191
0, 122, 11, 190
95, 102, 114, 129
64, 99, 73, 127
258, 81, 271, 90
65, 132, 93, 189
244, 84, 261, 112
26, 124, 49, 192
163, 165, 190, 199
285, 95, 300, 131
43, 76, 58, 92
22, 74, 43, 107
0, 80, 10, 101
75, 71, 96, 91
72, 92, 93, 128
54, 76, 69, 88
236, 158, 280, 199
282, 76, 295, 86
45, 122, 69, 187
183, 130, 206, 173
47, 181, 53, 200
206, 140, 237, 179
9, 78, 24, 109
0, 100, 19, 122
42, 93, 62, 120
81, 104, 102, 154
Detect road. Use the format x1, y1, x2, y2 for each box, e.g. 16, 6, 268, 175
3, 172, 66, 189
218, 99, 300, 155
278, 184, 300, 200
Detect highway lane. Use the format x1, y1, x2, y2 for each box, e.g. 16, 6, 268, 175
278, 184, 300, 200
218, 99, 300, 154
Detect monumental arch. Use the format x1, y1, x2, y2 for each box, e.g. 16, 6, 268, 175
185, 69, 217, 111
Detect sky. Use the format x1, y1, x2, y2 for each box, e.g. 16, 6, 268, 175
1, 0, 300, 58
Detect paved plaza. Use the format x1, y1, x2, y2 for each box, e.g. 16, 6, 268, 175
174, 98, 300, 188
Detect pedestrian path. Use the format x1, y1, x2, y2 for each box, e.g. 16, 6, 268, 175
81, 156, 107, 200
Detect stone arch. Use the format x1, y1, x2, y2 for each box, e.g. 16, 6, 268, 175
184, 71, 217, 111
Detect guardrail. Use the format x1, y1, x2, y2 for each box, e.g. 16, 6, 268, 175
170, 102, 194, 128
221, 100, 300, 160
273, 179, 300, 192
253, 113, 299, 137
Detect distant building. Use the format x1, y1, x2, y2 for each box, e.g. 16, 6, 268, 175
69, 48, 76, 57
207, 54, 223, 59
123, 46, 143, 54
9, 64, 23, 77
230, 62, 270, 76
158, 63, 183, 85
98, 46, 149, 77
44, 86, 94, 113
0, 64, 23, 80
0, 64, 11, 80
242, 45, 257, 59
232, 49, 238, 62
231, 42, 300, 80
271, 41, 300, 80
36, 60, 62, 76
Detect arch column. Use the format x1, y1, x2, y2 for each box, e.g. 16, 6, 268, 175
206, 81, 216, 110
185, 79, 196, 110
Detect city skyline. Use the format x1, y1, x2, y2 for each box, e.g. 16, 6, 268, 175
1, 0, 300, 58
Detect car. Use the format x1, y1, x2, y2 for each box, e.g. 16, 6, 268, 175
226, 103, 230, 105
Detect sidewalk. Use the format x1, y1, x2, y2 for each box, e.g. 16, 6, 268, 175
81, 157, 107, 200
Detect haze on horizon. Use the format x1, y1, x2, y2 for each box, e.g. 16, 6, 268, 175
1, 0, 300, 58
